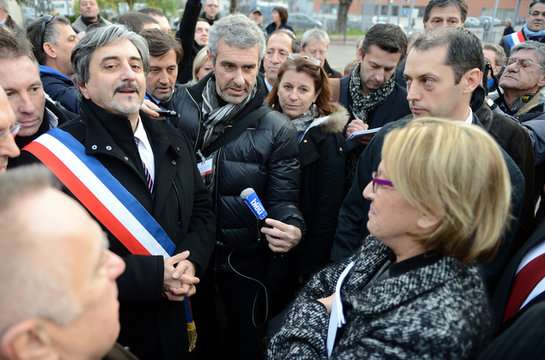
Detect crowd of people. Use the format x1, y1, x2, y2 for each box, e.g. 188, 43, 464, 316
0, 0, 544, 359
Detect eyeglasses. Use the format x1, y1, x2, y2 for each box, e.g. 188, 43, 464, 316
40, 15, 57, 47
506, 57, 544, 70
287, 53, 321, 67
530, 10, 545, 17
0, 122, 21, 140
371, 171, 394, 193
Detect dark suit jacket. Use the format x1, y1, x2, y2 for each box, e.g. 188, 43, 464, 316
478, 218, 545, 359
22, 99, 216, 360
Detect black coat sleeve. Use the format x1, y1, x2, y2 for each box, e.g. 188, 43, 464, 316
301, 133, 346, 274
331, 127, 386, 261
175, 139, 216, 277
177, 0, 202, 84
266, 121, 305, 232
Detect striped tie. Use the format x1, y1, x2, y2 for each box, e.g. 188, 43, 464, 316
134, 137, 154, 192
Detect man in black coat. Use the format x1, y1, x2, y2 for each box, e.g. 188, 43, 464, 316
21, 25, 216, 360
173, 14, 304, 359
140, 29, 183, 113
0, 31, 72, 169
334, 24, 409, 134
26, 16, 80, 114
331, 23, 410, 188
332, 28, 534, 293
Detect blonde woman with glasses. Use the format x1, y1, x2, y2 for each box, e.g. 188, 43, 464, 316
268, 118, 511, 359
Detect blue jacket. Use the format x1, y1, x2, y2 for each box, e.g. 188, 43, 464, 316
39, 65, 80, 114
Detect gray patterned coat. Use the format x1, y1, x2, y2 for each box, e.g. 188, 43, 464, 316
267, 236, 491, 359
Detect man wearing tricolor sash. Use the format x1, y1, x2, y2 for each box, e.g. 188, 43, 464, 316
21, 25, 215, 360
500, 1, 545, 56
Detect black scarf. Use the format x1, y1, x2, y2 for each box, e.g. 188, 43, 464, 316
349, 63, 395, 122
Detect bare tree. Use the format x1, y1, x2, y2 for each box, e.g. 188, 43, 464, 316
336, 0, 353, 33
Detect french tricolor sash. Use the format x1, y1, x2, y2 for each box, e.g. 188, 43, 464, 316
24, 128, 197, 351
503, 31, 526, 50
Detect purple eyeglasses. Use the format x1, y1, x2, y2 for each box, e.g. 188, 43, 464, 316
371, 171, 394, 192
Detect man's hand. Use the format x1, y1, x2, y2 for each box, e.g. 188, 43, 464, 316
346, 118, 371, 144
318, 294, 334, 314
141, 99, 161, 119
163, 251, 199, 301
261, 218, 302, 253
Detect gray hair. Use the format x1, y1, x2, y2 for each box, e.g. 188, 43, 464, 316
301, 28, 330, 48
26, 16, 71, 64
511, 40, 545, 71
71, 24, 150, 85
208, 14, 265, 62
0, 165, 81, 338
483, 42, 507, 67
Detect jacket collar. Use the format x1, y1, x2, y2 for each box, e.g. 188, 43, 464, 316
80, 99, 180, 161
347, 237, 470, 314
39, 65, 73, 83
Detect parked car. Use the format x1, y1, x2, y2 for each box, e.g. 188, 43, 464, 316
288, 13, 322, 31
464, 17, 481, 28
479, 16, 502, 28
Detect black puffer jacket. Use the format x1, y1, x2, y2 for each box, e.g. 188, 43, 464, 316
172, 73, 304, 253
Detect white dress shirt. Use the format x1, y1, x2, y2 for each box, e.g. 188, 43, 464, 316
133, 117, 155, 181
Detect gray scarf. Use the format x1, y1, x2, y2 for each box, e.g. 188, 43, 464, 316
349, 63, 395, 122
291, 104, 319, 134
201, 77, 256, 149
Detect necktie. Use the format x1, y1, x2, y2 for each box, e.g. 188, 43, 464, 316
134, 137, 154, 192
503, 251, 545, 322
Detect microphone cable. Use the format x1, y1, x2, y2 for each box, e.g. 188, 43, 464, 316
227, 250, 269, 328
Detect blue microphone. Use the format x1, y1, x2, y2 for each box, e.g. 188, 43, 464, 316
240, 188, 268, 220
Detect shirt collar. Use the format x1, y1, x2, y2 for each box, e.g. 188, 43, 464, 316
133, 116, 147, 143
465, 107, 473, 125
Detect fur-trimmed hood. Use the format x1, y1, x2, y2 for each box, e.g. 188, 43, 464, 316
314, 104, 349, 134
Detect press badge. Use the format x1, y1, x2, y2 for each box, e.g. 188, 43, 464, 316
197, 150, 214, 177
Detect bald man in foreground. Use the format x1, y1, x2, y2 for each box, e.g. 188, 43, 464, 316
0, 165, 134, 360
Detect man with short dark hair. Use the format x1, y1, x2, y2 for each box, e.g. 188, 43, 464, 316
501, 0, 545, 55
138, 7, 171, 33
395, 0, 467, 88
0, 30, 71, 169
22, 24, 215, 360
263, 29, 295, 91
140, 29, 184, 115
423, 0, 467, 30
26, 16, 80, 114
333, 28, 534, 292
72, 0, 111, 34
117, 11, 160, 33
336, 24, 409, 133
